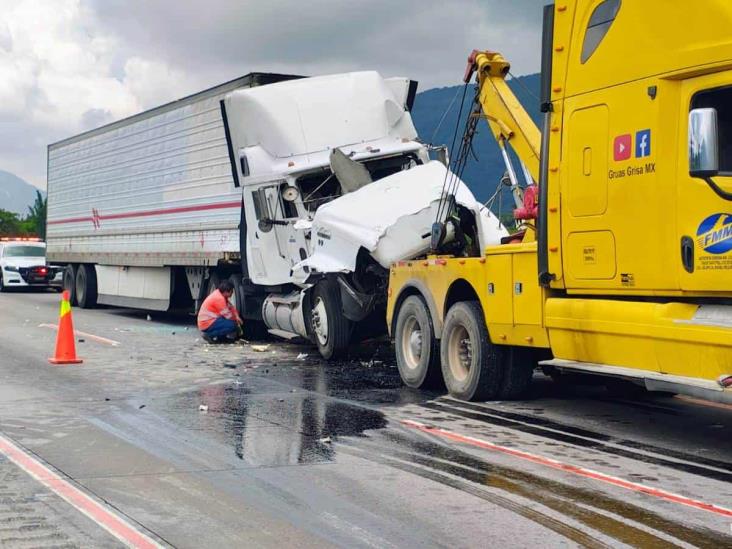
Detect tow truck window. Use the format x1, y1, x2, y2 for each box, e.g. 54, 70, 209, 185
3, 246, 45, 257
581, 0, 621, 64
692, 87, 732, 174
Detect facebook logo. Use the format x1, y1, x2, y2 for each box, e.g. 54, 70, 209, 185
635, 129, 651, 158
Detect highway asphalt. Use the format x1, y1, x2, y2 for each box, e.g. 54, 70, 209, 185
0, 288, 730, 548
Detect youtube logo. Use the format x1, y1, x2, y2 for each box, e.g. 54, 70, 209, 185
614, 134, 631, 161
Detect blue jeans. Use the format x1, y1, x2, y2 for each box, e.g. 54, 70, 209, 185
203, 317, 238, 338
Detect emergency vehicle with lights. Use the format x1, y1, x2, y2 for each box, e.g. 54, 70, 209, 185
0, 238, 56, 291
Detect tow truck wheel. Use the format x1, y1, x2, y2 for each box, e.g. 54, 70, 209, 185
440, 301, 503, 401
75, 264, 98, 309
395, 296, 442, 389
310, 279, 351, 360
63, 265, 78, 306
498, 346, 536, 399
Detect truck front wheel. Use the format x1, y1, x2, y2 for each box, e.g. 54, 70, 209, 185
309, 279, 351, 360
440, 301, 503, 401
395, 295, 442, 389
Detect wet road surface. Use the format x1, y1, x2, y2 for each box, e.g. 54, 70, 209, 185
0, 289, 731, 547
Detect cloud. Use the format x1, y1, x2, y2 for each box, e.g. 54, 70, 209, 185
0, 0, 545, 190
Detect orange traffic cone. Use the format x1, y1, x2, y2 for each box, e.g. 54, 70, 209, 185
49, 290, 83, 365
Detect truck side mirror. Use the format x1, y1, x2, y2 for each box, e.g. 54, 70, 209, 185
689, 108, 719, 178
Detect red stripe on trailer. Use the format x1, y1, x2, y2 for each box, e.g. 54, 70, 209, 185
48, 200, 241, 225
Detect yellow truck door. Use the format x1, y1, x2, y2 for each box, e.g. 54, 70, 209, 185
679, 74, 732, 291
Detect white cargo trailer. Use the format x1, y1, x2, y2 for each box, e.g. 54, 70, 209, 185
47, 71, 504, 357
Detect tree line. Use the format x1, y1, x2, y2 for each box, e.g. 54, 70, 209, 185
0, 191, 47, 239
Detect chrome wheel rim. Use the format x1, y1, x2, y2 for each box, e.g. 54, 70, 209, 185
447, 324, 472, 382
312, 297, 329, 346
400, 316, 423, 370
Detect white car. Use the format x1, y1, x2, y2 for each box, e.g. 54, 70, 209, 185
0, 239, 59, 292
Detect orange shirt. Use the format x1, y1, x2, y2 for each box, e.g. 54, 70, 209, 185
197, 289, 241, 331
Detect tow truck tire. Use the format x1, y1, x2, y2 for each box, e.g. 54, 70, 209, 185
498, 346, 536, 399
310, 278, 351, 360
395, 296, 443, 389
63, 265, 78, 306
75, 264, 98, 309
440, 301, 503, 401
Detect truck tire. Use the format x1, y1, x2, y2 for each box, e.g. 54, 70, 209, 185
395, 295, 442, 389
75, 264, 98, 309
206, 272, 221, 297
0, 272, 6, 292
440, 301, 503, 401
498, 346, 536, 399
63, 265, 78, 305
309, 278, 351, 360
228, 274, 269, 341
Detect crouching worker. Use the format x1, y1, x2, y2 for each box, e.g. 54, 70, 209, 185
197, 280, 243, 343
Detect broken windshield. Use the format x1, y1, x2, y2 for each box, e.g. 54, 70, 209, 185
298, 153, 421, 213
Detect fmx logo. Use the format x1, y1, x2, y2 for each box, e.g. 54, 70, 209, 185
696, 213, 732, 254
635, 129, 651, 158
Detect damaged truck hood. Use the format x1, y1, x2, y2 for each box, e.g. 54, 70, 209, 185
292, 161, 507, 280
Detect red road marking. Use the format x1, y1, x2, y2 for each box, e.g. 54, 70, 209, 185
47, 200, 241, 226
39, 324, 120, 347
401, 419, 732, 518
675, 395, 732, 412
0, 433, 162, 548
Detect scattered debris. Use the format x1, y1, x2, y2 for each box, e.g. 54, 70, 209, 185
77, 338, 85, 343
171, 331, 176, 335
297, 353, 309, 360
199, 404, 209, 412
223, 363, 237, 369
319, 437, 332, 444
104, 398, 110, 401
146, 314, 152, 321
138, 404, 146, 409
251, 345, 270, 352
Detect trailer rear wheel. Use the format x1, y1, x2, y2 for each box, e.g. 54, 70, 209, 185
228, 274, 269, 341
75, 264, 98, 309
440, 301, 503, 401
206, 272, 221, 297
395, 296, 442, 389
63, 265, 78, 305
310, 279, 351, 360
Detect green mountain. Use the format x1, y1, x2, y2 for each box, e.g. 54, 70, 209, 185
0, 170, 45, 216
411, 73, 541, 205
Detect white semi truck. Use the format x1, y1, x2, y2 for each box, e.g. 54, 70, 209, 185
47, 71, 505, 358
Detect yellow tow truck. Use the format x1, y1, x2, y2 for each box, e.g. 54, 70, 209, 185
386, 0, 732, 402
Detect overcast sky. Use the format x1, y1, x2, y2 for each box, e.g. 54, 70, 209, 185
0, 0, 545, 190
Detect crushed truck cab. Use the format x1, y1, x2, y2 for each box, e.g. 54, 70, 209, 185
387, 0, 732, 403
